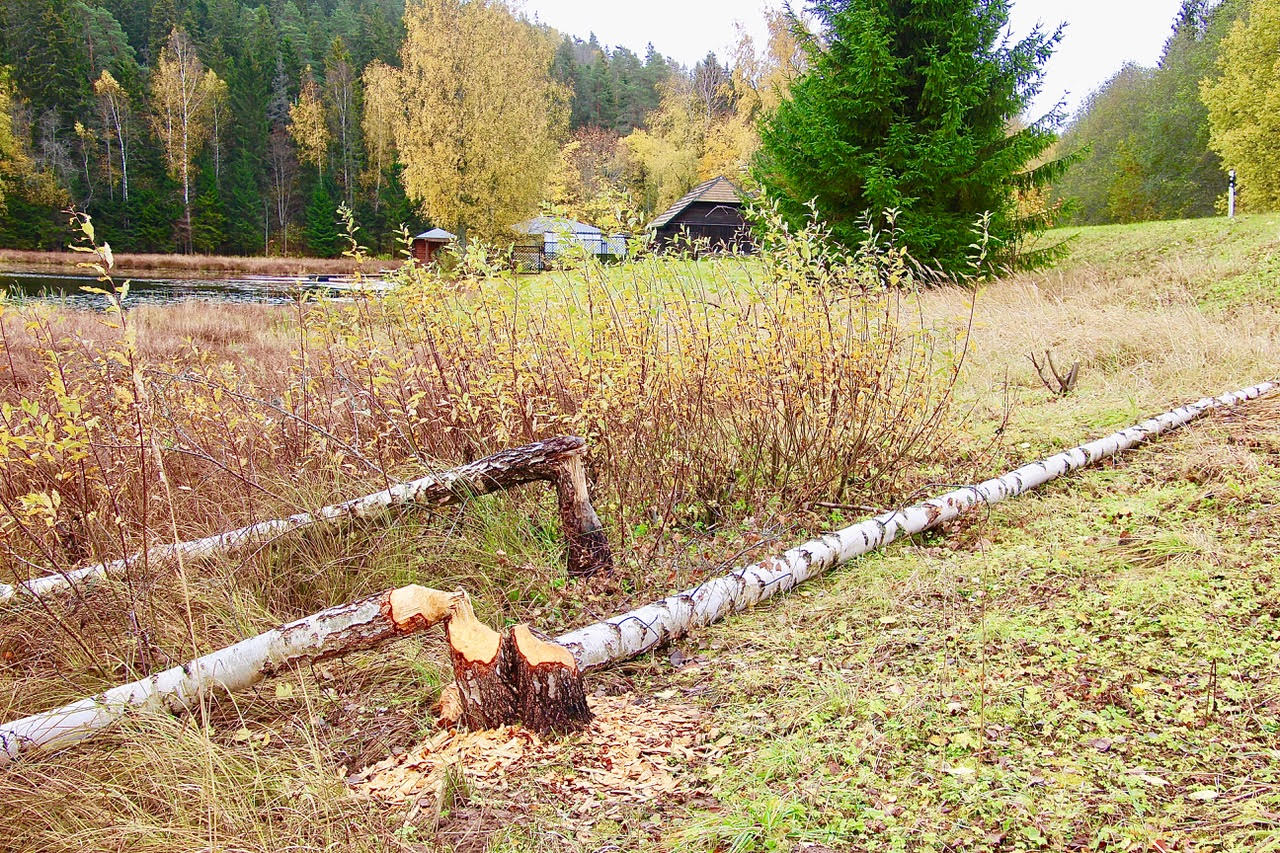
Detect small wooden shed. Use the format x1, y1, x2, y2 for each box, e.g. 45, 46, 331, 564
647, 176, 754, 254
410, 228, 456, 264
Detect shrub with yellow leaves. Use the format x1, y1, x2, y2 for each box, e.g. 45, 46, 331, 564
0, 210, 962, 601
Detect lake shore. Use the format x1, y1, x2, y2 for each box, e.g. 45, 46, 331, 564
0, 248, 406, 279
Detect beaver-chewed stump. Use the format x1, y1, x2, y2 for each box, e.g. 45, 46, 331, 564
443, 593, 592, 735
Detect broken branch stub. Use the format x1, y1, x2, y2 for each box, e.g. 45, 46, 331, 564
1029, 349, 1080, 396
1, 435, 612, 603
542, 451, 613, 578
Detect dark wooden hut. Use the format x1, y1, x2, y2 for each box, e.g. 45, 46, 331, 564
410, 228, 456, 264
647, 176, 754, 253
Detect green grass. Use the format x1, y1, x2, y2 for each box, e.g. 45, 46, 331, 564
646, 405, 1280, 852
1041, 213, 1280, 308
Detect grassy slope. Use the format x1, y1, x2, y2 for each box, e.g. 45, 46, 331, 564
635, 216, 1280, 853
1, 215, 1278, 852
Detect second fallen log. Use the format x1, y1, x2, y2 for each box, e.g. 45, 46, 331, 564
1, 435, 613, 604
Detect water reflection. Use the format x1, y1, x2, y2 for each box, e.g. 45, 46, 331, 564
1, 270, 388, 308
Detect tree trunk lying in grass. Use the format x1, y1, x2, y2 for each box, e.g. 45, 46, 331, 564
0, 586, 589, 763
0, 436, 612, 604
552, 381, 1275, 670
0, 381, 1271, 762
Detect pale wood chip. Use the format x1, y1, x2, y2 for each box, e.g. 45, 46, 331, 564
350, 693, 714, 830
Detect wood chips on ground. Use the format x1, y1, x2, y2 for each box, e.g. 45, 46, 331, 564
349, 692, 726, 833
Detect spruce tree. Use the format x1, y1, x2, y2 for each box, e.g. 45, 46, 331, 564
224, 151, 264, 254
756, 0, 1067, 275
303, 178, 340, 257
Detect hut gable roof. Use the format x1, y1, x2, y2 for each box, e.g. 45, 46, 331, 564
647, 176, 746, 230
414, 228, 456, 241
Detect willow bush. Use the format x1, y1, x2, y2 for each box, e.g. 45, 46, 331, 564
0, 214, 964, 584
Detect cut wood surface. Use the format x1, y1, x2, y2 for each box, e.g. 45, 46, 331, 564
1, 381, 1272, 762
0, 435, 611, 604
444, 597, 593, 734
553, 381, 1277, 670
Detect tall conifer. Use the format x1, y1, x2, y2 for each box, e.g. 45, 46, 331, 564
756, 0, 1067, 274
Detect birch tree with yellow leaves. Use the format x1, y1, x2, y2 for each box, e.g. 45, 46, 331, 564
150, 28, 225, 252
289, 68, 330, 176
395, 0, 568, 242
93, 70, 131, 203
1201, 0, 1280, 212
361, 59, 401, 212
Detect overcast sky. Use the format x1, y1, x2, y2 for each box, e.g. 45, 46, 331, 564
519, 0, 1189, 122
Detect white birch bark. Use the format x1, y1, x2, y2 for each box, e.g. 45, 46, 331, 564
0, 586, 454, 764
0, 437, 589, 604
554, 381, 1276, 670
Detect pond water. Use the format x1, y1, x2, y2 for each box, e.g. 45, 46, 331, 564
0, 270, 390, 309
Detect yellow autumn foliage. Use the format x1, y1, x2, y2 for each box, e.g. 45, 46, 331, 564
1201, 0, 1280, 212
395, 0, 568, 241
289, 69, 330, 174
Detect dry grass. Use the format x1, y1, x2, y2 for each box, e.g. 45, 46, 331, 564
0, 248, 404, 278
926, 268, 1278, 409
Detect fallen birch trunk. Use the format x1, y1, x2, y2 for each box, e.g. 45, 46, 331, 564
0, 586, 452, 762
0, 436, 612, 604
553, 381, 1276, 670
0, 585, 589, 762
1, 381, 1271, 762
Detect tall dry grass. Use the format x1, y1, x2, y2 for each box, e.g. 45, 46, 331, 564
0, 215, 967, 852
922, 259, 1280, 416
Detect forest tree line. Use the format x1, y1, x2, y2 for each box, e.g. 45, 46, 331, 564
1053, 0, 1280, 224
0, 0, 796, 255
3, 0, 1280, 259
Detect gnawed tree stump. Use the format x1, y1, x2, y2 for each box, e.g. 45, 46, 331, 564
444, 594, 518, 730
444, 594, 592, 734
509, 625, 592, 735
